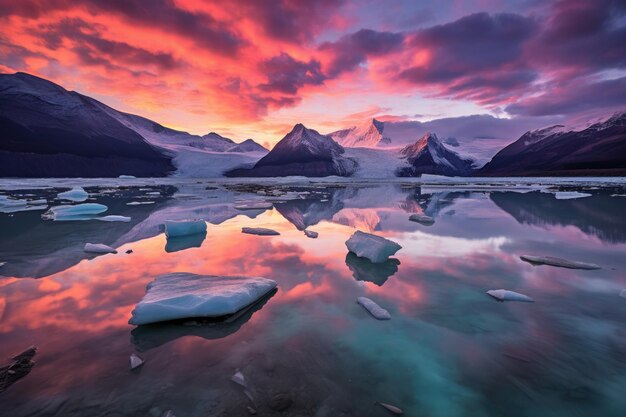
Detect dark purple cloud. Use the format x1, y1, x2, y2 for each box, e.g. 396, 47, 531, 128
258, 53, 326, 94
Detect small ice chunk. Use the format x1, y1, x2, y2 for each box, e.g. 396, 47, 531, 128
42, 203, 107, 221
487, 289, 534, 303
84, 243, 117, 254
164, 220, 207, 238
118, 175, 136, 179
127, 201, 155, 205
611, 194, 626, 197
520, 255, 601, 270
128, 273, 278, 325
554, 191, 592, 200
235, 202, 273, 210
242, 227, 280, 236
130, 353, 144, 370
408, 213, 434, 225
97, 215, 131, 222
57, 187, 88, 202
231, 370, 247, 388
376, 402, 403, 415
357, 297, 391, 320
346, 231, 401, 263
620, 289, 626, 298
304, 229, 318, 239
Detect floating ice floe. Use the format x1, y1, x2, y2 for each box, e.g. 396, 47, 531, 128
408, 213, 434, 225
42, 203, 107, 221
231, 370, 247, 388
128, 273, 278, 325
84, 243, 117, 254
118, 175, 136, 179
234, 202, 273, 210
304, 229, 318, 238
0, 195, 47, 213
346, 231, 401, 263
357, 297, 391, 320
127, 201, 155, 205
164, 220, 207, 238
520, 255, 601, 270
242, 227, 280, 236
57, 187, 88, 202
554, 191, 592, 200
611, 194, 626, 197
96, 215, 131, 222
376, 402, 404, 415
487, 289, 534, 303
620, 289, 626, 298
129, 353, 144, 370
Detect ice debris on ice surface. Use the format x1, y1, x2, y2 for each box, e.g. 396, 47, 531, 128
234, 202, 273, 210
357, 297, 391, 320
164, 220, 207, 238
42, 203, 107, 221
554, 191, 592, 200
129, 353, 144, 370
84, 243, 118, 254
118, 175, 136, 179
96, 215, 131, 222
57, 187, 88, 202
520, 255, 601, 270
0, 195, 47, 213
408, 213, 434, 225
487, 289, 534, 303
375, 402, 404, 415
304, 229, 318, 238
128, 273, 278, 325
231, 370, 247, 388
345, 231, 401, 263
242, 227, 280, 236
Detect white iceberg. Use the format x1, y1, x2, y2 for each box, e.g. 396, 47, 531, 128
345, 231, 401, 263
304, 229, 318, 239
97, 215, 131, 222
128, 273, 278, 325
357, 297, 391, 320
84, 243, 117, 254
408, 213, 434, 225
554, 191, 592, 200
57, 187, 88, 202
520, 255, 601, 270
487, 289, 534, 303
242, 227, 280, 236
42, 203, 107, 221
164, 220, 207, 238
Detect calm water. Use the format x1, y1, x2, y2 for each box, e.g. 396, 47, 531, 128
1, 181, 626, 417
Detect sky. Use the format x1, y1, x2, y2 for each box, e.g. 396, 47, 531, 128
0, 0, 625, 146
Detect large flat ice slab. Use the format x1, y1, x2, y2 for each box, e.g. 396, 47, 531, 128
487, 289, 534, 303
42, 203, 107, 221
520, 255, 601, 270
346, 231, 401, 263
164, 220, 207, 238
129, 273, 278, 325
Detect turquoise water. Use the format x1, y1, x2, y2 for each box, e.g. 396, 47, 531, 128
1, 182, 625, 416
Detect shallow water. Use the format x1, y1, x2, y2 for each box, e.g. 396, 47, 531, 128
1, 181, 626, 417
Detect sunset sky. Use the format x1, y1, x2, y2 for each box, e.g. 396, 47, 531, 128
1, 0, 624, 145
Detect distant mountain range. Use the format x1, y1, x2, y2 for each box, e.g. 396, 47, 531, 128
1, 72, 624, 178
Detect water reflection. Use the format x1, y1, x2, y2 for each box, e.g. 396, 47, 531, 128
345, 252, 400, 286
164, 232, 207, 253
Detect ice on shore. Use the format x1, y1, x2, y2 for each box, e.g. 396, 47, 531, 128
128, 273, 278, 325
84, 243, 117, 254
242, 227, 280, 236
42, 203, 108, 221
57, 187, 88, 202
554, 191, 592, 200
164, 220, 207, 238
346, 231, 401, 263
357, 297, 391, 320
520, 255, 601, 270
487, 289, 534, 303
304, 229, 318, 238
408, 213, 435, 225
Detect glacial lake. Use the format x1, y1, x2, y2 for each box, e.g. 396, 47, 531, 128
1, 178, 626, 417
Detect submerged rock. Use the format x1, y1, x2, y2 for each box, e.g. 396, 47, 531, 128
376, 401, 404, 415
57, 187, 88, 202
346, 231, 401, 263
242, 227, 280, 236
129, 353, 144, 370
304, 229, 318, 239
42, 203, 107, 220
408, 213, 434, 225
128, 273, 278, 325
84, 243, 117, 254
164, 220, 207, 238
268, 393, 293, 411
0, 346, 37, 393
520, 255, 601, 270
357, 297, 391, 320
487, 289, 534, 303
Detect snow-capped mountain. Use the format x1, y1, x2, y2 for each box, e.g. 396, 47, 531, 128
329, 118, 392, 148
228, 139, 268, 153
479, 112, 626, 176
396, 133, 474, 177
227, 123, 357, 177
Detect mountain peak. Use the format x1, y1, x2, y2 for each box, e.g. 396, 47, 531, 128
329, 118, 391, 148
398, 132, 473, 177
